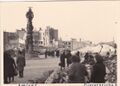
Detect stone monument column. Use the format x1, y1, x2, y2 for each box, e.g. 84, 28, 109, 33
25, 8, 34, 54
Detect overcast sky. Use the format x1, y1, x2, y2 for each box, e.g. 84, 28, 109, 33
1, 1, 120, 43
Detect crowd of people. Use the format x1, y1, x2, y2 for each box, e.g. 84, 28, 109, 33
44, 49, 60, 58
58, 50, 116, 83
4, 48, 26, 84
4, 47, 116, 83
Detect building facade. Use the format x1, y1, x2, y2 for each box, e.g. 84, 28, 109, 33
4, 26, 59, 52
16, 28, 26, 48
4, 32, 18, 51
44, 26, 58, 49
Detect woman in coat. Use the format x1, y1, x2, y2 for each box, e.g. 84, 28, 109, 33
4, 51, 10, 83
91, 54, 106, 83
4, 50, 17, 83
16, 50, 26, 78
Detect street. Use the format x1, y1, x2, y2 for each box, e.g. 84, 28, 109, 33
13, 55, 59, 83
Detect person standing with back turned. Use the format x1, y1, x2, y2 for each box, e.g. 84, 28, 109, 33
16, 50, 26, 78
68, 55, 88, 83
91, 54, 106, 83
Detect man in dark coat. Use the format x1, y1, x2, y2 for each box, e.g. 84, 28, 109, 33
60, 51, 66, 70
91, 54, 106, 83
76, 51, 80, 57
66, 50, 72, 67
56, 50, 60, 58
45, 50, 48, 58
16, 50, 26, 78
68, 55, 88, 83
84, 52, 90, 64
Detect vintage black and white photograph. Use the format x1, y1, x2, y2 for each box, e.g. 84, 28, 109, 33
1, 1, 119, 85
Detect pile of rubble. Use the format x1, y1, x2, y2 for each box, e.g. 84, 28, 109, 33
45, 68, 68, 83
27, 70, 54, 83
104, 54, 117, 83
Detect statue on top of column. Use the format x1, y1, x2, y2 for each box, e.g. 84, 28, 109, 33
26, 7, 34, 22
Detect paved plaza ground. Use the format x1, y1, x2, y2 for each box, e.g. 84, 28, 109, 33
13, 55, 59, 83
